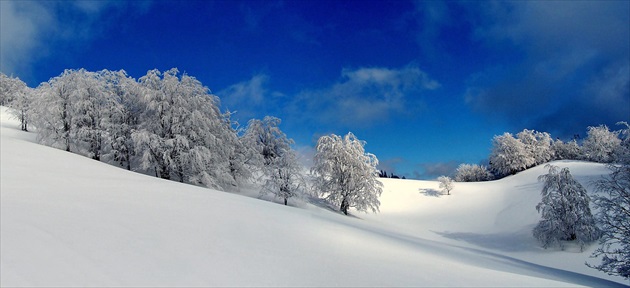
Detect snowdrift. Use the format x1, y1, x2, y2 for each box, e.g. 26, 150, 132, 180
1, 107, 626, 287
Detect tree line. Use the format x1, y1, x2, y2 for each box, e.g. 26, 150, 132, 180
454, 126, 630, 182
0, 70, 383, 215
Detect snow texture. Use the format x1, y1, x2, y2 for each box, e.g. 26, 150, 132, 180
1, 107, 627, 287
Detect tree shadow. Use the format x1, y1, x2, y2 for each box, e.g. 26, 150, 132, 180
419, 188, 442, 197
434, 229, 541, 253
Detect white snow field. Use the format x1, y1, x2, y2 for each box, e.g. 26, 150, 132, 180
1, 107, 627, 287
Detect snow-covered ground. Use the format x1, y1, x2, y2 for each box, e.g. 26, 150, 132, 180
1, 107, 627, 287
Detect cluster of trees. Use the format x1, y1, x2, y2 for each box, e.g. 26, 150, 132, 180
0, 70, 384, 215
378, 170, 405, 179
454, 126, 630, 182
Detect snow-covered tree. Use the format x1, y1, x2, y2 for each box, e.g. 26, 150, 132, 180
4, 76, 33, 131
587, 163, 630, 279
582, 125, 621, 163
242, 116, 303, 199
454, 164, 494, 182
553, 139, 582, 161
533, 165, 600, 250
260, 149, 305, 205
181, 86, 236, 190
613, 121, 630, 165
311, 132, 383, 215
437, 176, 454, 195
224, 112, 256, 186
71, 69, 116, 161
33, 69, 78, 152
243, 116, 293, 171
532, 130, 554, 165
133, 68, 235, 189
489, 132, 532, 177
100, 69, 142, 170
0, 72, 19, 105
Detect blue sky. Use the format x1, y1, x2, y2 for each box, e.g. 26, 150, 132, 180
1, 0, 628, 179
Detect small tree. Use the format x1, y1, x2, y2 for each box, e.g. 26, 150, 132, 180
311, 132, 383, 215
260, 150, 305, 205
437, 176, 454, 195
586, 163, 630, 280
533, 165, 600, 250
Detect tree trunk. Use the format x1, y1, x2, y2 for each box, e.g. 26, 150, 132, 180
340, 197, 349, 215
284, 198, 288, 206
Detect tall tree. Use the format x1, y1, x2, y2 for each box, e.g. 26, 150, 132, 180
533, 165, 600, 250
312, 132, 383, 215
3, 75, 33, 131
0, 72, 18, 105
132, 68, 186, 180
33, 70, 78, 152
100, 69, 142, 170
71, 69, 115, 161
587, 163, 630, 280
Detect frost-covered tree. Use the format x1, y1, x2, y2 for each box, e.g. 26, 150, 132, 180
533, 165, 600, 250
437, 176, 454, 195
4, 76, 33, 131
583, 125, 621, 163
489, 133, 532, 177
180, 84, 235, 190
312, 132, 383, 215
587, 163, 630, 279
454, 164, 494, 182
532, 130, 554, 165
133, 68, 235, 189
613, 122, 630, 165
71, 69, 116, 161
260, 150, 305, 205
242, 116, 301, 198
100, 70, 142, 170
33, 69, 78, 152
224, 112, 256, 186
0, 72, 19, 105
553, 139, 582, 161
243, 116, 293, 170
133, 68, 203, 181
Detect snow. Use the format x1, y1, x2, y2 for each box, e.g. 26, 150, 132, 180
1, 106, 627, 287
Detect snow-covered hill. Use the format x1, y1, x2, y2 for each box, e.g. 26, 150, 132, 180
1, 107, 627, 287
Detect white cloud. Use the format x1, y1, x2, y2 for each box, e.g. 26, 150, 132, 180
0, 1, 53, 78
219, 74, 269, 107
0, 1, 149, 82
292, 65, 439, 127
217, 74, 285, 123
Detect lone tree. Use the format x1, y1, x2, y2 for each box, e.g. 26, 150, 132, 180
312, 132, 383, 215
437, 176, 454, 195
587, 163, 630, 280
533, 165, 600, 250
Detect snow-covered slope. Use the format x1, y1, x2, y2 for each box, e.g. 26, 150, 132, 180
1, 107, 626, 287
